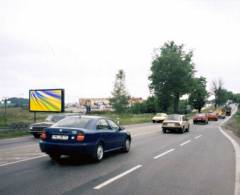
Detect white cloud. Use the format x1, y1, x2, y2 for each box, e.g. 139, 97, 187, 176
0, 0, 240, 102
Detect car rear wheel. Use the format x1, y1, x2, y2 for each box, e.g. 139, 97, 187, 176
152, 120, 155, 123
33, 133, 40, 139
93, 144, 104, 162
186, 125, 190, 132
162, 128, 167, 134
180, 127, 184, 134
122, 138, 131, 153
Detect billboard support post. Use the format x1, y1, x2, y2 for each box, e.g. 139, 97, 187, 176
34, 112, 36, 123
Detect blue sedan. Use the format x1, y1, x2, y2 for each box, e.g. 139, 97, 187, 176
39, 116, 131, 162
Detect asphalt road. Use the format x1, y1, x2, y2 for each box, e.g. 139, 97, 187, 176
0, 117, 236, 195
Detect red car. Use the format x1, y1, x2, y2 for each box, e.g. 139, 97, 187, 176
193, 113, 208, 124
207, 112, 218, 121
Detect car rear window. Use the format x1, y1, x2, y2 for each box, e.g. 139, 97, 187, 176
167, 115, 181, 121
197, 114, 206, 117
52, 117, 91, 128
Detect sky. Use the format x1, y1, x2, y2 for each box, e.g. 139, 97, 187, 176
0, 0, 240, 103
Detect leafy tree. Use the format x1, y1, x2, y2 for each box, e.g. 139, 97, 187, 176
211, 79, 230, 107
189, 77, 208, 113
110, 70, 130, 113
145, 96, 157, 113
149, 41, 195, 113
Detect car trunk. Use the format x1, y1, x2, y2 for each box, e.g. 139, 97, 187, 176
45, 128, 85, 144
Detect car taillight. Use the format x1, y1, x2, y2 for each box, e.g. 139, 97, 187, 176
76, 132, 85, 142
175, 123, 181, 127
40, 130, 47, 140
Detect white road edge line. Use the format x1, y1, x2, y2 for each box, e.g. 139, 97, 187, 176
219, 126, 240, 195
153, 148, 175, 160
0, 155, 47, 167
194, 135, 202, 139
93, 164, 143, 190
180, 140, 191, 146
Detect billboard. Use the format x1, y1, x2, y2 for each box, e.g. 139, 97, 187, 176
29, 89, 64, 112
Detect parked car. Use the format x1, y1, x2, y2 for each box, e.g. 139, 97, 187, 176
162, 114, 190, 134
29, 113, 79, 138
39, 116, 131, 162
193, 113, 208, 124
207, 112, 218, 121
152, 113, 168, 123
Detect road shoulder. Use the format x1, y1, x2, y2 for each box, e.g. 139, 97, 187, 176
220, 106, 240, 195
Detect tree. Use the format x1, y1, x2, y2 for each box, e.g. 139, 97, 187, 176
149, 41, 195, 113
189, 77, 208, 113
110, 70, 130, 113
212, 79, 229, 107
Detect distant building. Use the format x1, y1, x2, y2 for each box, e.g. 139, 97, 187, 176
79, 97, 144, 110
79, 98, 110, 107
128, 97, 144, 106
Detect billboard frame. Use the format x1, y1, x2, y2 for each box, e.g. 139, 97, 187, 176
29, 88, 65, 113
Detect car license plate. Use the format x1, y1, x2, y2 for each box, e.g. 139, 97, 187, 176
167, 123, 175, 127
52, 135, 68, 140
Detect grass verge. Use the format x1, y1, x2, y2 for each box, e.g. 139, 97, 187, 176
0, 129, 29, 139
89, 112, 154, 125
224, 111, 240, 137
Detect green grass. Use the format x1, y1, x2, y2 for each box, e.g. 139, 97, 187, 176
224, 111, 240, 137
89, 112, 154, 125
0, 107, 49, 128
234, 112, 240, 136
0, 129, 29, 139
0, 107, 154, 139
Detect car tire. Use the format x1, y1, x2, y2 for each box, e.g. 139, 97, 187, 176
49, 153, 61, 161
162, 128, 167, 134
93, 143, 104, 162
152, 120, 155, 123
180, 127, 184, 134
33, 133, 40, 139
122, 138, 131, 153
186, 125, 190, 132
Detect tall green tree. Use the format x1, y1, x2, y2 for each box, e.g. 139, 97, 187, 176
149, 41, 195, 113
110, 70, 130, 113
212, 79, 230, 107
189, 77, 208, 113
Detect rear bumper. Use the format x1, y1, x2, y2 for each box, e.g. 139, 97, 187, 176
193, 119, 207, 123
162, 126, 182, 130
208, 118, 218, 121
39, 141, 96, 156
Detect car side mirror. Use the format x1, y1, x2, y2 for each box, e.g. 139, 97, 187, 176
119, 126, 125, 131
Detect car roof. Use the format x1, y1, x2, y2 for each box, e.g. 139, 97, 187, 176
53, 115, 114, 130
63, 115, 110, 120
48, 113, 81, 117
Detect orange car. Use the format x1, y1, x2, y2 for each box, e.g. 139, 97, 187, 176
207, 112, 218, 121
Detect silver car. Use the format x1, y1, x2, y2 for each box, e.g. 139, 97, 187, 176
162, 114, 190, 134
